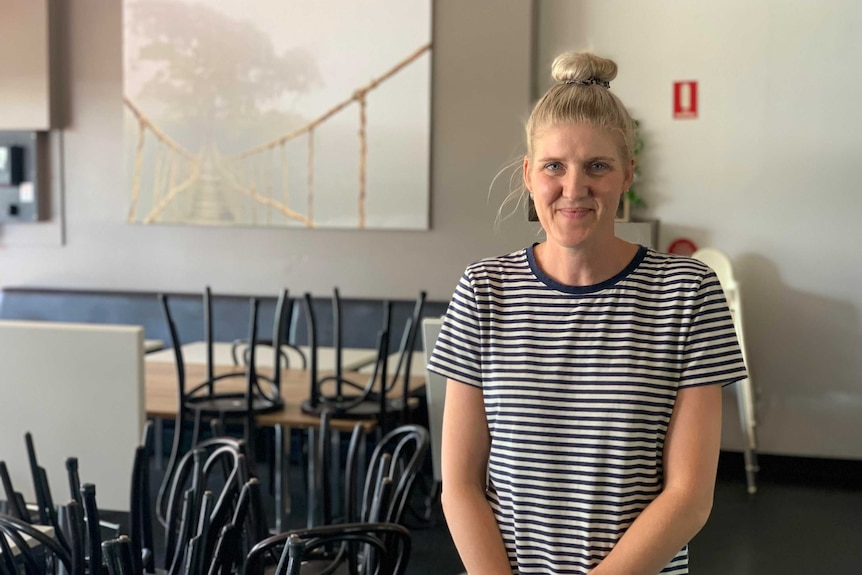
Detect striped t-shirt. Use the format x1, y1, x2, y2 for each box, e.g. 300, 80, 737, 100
427, 244, 747, 574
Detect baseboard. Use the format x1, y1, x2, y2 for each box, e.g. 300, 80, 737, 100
718, 450, 862, 489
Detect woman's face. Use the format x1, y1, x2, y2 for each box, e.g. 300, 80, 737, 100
524, 123, 633, 250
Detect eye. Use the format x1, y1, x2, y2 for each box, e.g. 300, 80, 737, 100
543, 162, 563, 172
589, 161, 610, 172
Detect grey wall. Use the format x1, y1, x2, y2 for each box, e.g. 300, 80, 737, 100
5, 0, 860, 461
0, 0, 539, 302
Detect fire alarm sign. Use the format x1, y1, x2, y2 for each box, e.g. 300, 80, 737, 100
673, 81, 698, 119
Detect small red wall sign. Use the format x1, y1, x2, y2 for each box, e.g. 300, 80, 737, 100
673, 81, 698, 119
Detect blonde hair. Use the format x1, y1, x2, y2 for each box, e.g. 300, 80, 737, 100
494, 51, 635, 228
526, 51, 635, 161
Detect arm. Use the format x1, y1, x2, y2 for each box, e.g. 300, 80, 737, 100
441, 379, 512, 575
590, 384, 723, 575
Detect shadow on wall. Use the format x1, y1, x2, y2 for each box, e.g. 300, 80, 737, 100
734, 252, 862, 459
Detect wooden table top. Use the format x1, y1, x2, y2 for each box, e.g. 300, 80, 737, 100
145, 361, 425, 432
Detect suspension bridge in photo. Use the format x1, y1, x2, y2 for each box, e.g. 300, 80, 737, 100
125, 43, 431, 229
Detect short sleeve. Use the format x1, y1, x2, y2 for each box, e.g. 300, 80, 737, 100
426, 271, 483, 388
680, 270, 749, 388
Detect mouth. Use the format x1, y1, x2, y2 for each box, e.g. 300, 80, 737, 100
557, 207, 593, 218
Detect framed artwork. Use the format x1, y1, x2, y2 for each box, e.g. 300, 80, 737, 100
123, 0, 432, 230
615, 195, 631, 222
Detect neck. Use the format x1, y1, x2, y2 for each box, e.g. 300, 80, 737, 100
534, 237, 638, 287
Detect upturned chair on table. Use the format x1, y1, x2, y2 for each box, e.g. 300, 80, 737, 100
155, 287, 287, 529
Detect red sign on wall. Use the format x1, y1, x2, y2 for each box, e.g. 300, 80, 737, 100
673, 81, 698, 119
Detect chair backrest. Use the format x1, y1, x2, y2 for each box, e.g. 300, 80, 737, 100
692, 248, 749, 366
359, 425, 430, 525
387, 292, 426, 425
309, 420, 429, 530
245, 522, 411, 575
156, 292, 279, 531
24, 432, 68, 550
230, 290, 307, 371
691, 248, 738, 306
301, 292, 392, 427
161, 437, 251, 574
302, 290, 426, 431
0, 505, 85, 575
205, 477, 268, 575
0, 461, 28, 522
130, 421, 155, 574
101, 535, 136, 575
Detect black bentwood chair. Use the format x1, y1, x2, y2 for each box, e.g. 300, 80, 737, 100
159, 437, 253, 575
0, 503, 86, 575
311, 418, 431, 529
231, 289, 307, 371
0, 461, 28, 522
22, 432, 70, 550
300, 290, 427, 433
245, 522, 412, 575
155, 288, 284, 527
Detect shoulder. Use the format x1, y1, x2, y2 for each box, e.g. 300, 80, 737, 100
634, 249, 716, 288
462, 247, 531, 282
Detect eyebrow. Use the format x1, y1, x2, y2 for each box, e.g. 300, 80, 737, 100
536, 155, 618, 164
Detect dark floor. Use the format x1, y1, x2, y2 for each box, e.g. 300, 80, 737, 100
138, 448, 862, 575
689, 453, 862, 575
398, 452, 862, 575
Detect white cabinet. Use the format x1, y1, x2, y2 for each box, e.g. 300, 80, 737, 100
0, 0, 51, 129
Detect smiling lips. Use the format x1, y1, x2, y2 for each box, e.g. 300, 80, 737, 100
557, 207, 594, 218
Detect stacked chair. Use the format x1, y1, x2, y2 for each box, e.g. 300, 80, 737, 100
155, 287, 289, 528
247, 416, 428, 575
0, 510, 85, 575
245, 522, 412, 575
0, 433, 113, 575
300, 289, 427, 434
0, 287, 433, 575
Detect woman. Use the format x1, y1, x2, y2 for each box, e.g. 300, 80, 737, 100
427, 51, 747, 574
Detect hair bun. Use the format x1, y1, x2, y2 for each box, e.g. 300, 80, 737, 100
551, 51, 618, 85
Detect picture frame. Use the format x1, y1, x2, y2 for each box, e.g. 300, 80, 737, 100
615, 195, 631, 222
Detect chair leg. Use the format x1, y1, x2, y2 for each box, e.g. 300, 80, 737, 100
191, 409, 202, 448
736, 378, 759, 494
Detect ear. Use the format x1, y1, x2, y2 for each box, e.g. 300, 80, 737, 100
623, 158, 635, 192
523, 155, 532, 192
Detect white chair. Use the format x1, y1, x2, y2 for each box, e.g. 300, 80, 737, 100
692, 248, 759, 494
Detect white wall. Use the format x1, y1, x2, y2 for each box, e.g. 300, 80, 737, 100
0, 0, 538, 301
537, 0, 862, 459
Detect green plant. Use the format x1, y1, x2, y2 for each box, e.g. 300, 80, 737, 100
625, 119, 647, 209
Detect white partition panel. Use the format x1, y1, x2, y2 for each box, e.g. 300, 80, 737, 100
0, 320, 144, 511
421, 317, 445, 483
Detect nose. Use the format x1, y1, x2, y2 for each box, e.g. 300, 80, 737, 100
562, 168, 590, 200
